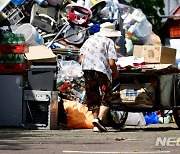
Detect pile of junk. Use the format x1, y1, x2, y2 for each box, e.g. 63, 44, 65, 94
0, 0, 162, 98
0, 0, 178, 129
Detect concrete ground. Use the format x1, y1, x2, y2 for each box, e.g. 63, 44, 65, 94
0, 123, 179, 154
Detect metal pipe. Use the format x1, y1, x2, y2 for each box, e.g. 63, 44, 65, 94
46, 23, 68, 48
147, 14, 180, 19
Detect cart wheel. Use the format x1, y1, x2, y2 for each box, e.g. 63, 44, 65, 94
173, 110, 180, 129
173, 75, 180, 129
107, 110, 128, 129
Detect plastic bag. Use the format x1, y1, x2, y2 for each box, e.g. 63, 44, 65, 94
125, 112, 146, 126
63, 99, 94, 129
145, 32, 161, 45
56, 55, 86, 103
125, 38, 134, 56
58, 59, 83, 79
134, 19, 152, 39
123, 8, 146, 30
56, 54, 83, 89
144, 112, 159, 125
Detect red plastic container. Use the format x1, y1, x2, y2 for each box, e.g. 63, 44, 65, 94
0, 44, 29, 53
0, 63, 26, 73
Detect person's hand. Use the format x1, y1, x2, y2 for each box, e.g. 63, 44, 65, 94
125, 31, 133, 40
78, 55, 83, 64
108, 59, 119, 79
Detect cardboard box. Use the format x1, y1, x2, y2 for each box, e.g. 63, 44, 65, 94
120, 84, 155, 105
133, 45, 176, 64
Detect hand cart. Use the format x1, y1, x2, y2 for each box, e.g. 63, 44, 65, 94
108, 64, 180, 129
54, 48, 180, 130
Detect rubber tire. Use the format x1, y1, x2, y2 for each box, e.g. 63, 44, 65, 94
107, 110, 128, 129
173, 75, 180, 129
173, 109, 180, 129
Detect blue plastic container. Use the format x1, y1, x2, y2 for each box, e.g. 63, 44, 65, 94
11, 0, 26, 5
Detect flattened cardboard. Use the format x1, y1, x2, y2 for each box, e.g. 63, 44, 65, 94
25, 45, 56, 61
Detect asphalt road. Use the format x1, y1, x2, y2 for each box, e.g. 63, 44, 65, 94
0, 123, 179, 154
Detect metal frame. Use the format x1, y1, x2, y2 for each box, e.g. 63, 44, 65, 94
23, 90, 58, 130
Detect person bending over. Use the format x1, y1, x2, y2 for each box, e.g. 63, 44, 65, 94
78, 22, 121, 132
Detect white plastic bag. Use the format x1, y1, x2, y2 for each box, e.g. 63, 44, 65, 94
56, 55, 85, 103
60, 60, 83, 77
134, 19, 152, 39
57, 55, 83, 81
125, 112, 146, 126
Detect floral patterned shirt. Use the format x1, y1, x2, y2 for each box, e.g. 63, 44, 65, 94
79, 35, 118, 82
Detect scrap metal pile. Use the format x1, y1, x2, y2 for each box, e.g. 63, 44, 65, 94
0, 0, 160, 52
0, 0, 167, 102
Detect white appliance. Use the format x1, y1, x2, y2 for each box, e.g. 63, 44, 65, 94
23, 90, 58, 130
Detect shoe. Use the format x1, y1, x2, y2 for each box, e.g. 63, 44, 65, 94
92, 118, 107, 132
93, 126, 100, 132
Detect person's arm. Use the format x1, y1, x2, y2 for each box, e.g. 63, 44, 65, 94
108, 59, 119, 79
78, 54, 83, 64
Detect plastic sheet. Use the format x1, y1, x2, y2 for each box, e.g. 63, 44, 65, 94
63, 99, 94, 129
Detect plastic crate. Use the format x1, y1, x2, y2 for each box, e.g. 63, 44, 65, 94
0, 44, 29, 53
1, 1, 24, 25
170, 26, 180, 38
7, 7, 24, 25
0, 53, 24, 64
0, 63, 26, 73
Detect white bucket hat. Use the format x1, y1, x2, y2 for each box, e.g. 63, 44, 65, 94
94, 22, 121, 37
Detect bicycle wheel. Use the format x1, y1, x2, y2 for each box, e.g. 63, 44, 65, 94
107, 110, 128, 129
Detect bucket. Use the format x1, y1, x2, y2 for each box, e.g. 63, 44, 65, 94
15, 23, 44, 46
